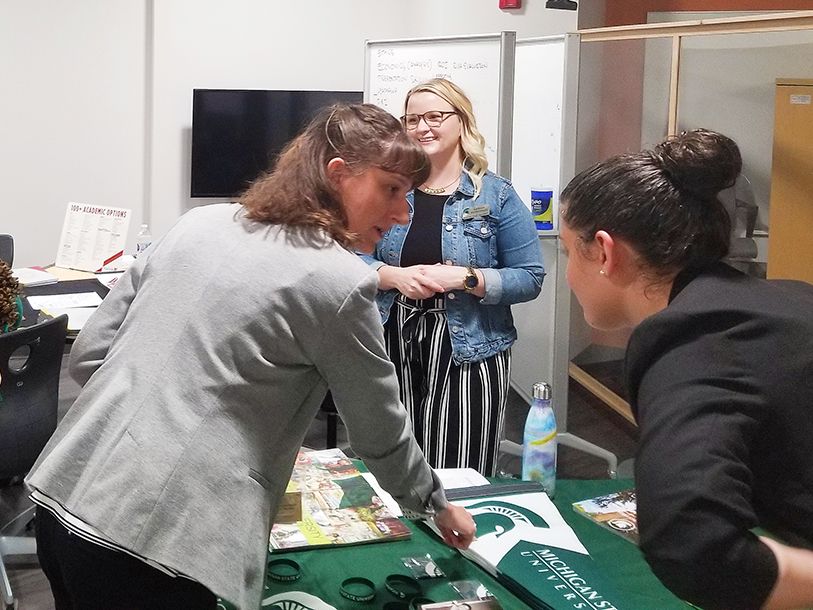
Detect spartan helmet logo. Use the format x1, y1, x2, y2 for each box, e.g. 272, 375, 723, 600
259, 590, 336, 609
466, 500, 550, 539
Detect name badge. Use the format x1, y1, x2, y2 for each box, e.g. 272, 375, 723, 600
462, 205, 490, 220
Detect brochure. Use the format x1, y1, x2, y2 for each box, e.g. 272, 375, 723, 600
269, 448, 410, 551
572, 488, 638, 545
55, 202, 131, 272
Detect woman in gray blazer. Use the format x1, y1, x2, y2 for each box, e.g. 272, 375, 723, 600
26, 103, 475, 610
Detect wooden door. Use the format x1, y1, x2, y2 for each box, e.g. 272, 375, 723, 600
768, 79, 813, 283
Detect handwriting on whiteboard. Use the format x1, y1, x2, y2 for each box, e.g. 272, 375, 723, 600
371, 60, 490, 108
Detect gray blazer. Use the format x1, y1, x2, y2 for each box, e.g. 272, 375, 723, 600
27, 204, 445, 609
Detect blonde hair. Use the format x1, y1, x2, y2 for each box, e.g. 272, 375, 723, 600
403, 78, 489, 198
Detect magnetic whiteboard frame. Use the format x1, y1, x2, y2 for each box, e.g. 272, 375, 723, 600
511, 35, 567, 223
509, 34, 580, 433
364, 32, 516, 176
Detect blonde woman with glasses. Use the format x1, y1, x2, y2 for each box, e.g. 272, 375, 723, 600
362, 78, 544, 475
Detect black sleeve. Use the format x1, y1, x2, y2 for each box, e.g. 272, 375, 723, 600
629, 313, 778, 610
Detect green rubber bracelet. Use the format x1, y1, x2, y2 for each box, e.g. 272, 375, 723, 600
410, 597, 435, 610
385, 574, 422, 599
340, 576, 376, 603
265, 558, 301, 582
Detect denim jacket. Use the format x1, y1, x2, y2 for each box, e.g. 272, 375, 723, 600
362, 170, 545, 364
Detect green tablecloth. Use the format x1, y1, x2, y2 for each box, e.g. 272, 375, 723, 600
246, 479, 688, 610
553, 480, 688, 610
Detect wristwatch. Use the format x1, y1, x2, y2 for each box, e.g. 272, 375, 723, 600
463, 266, 479, 292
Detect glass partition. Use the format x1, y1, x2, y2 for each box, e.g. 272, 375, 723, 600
677, 29, 813, 276
571, 13, 813, 399
576, 37, 673, 175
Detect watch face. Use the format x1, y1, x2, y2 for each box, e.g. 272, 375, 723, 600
464, 271, 478, 289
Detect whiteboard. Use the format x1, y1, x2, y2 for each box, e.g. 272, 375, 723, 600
511, 237, 559, 401
510, 36, 567, 224
364, 33, 515, 174
509, 35, 579, 431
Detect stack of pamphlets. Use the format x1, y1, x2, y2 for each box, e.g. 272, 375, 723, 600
269, 448, 410, 551
12, 267, 58, 287
572, 489, 638, 545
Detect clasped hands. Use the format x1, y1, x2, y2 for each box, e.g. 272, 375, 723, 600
388, 264, 469, 300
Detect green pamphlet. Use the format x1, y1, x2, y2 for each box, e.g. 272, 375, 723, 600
431, 491, 627, 610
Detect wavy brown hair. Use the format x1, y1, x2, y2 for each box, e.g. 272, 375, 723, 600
0, 261, 22, 331
240, 103, 430, 249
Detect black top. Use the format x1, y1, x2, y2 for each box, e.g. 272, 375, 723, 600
625, 262, 813, 610
400, 190, 446, 267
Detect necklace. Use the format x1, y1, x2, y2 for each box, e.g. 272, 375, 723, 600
420, 176, 459, 195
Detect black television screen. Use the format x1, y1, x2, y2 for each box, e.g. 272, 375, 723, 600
190, 89, 363, 198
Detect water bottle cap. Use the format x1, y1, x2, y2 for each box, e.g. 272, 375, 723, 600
532, 382, 551, 400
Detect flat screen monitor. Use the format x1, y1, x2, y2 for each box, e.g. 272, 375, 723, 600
190, 89, 363, 198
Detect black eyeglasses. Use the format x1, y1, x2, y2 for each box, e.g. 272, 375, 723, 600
400, 111, 458, 130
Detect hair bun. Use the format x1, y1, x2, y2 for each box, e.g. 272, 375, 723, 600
654, 129, 742, 199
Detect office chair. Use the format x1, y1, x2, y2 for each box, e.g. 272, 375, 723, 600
718, 174, 760, 273
0, 236, 12, 267
0, 314, 68, 610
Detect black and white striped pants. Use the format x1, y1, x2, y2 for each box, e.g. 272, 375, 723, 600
384, 294, 511, 476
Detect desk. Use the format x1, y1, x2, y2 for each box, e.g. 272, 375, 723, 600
21, 277, 110, 339
254, 480, 687, 610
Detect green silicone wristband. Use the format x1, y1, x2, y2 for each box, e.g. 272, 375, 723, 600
410, 597, 435, 610
385, 573, 422, 599
340, 576, 376, 603
265, 558, 301, 582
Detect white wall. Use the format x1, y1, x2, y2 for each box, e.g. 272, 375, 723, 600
4, 0, 577, 266
1, 0, 147, 267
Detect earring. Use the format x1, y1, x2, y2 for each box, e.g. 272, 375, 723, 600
599, 269, 606, 275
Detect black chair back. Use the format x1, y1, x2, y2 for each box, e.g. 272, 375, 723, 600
0, 234, 12, 267
0, 315, 68, 480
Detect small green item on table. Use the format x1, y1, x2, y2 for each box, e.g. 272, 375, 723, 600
385, 573, 422, 599
340, 576, 376, 602
265, 558, 301, 583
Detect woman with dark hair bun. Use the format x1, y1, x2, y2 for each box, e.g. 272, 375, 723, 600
560, 129, 813, 610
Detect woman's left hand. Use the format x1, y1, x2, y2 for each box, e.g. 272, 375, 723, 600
419, 264, 463, 291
